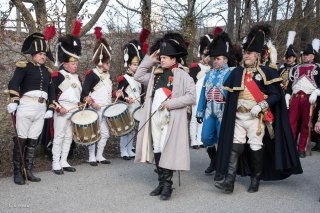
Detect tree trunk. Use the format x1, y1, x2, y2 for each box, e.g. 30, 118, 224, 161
227, 0, 235, 41
271, 0, 278, 30
65, 0, 79, 34
235, 0, 241, 42
141, 0, 151, 30
241, 0, 252, 38
291, 0, 302, 51
34, 0, 47, 31
11, 0, 37, 33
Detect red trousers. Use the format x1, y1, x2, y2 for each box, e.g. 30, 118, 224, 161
288, 93, 311, 153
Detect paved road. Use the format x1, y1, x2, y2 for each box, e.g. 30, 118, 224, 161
0, 149, 319, 213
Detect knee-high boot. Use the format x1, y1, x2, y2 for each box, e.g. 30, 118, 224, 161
247, 148, 264, 193
150, 153, 163, 196
214, 143, 244, 193
13, 137, 27, 185
24, 139, 41, 182
160, 168, 173, 200
205, 146, 216, 174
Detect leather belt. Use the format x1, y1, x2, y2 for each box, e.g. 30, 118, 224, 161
236, 106, 251, 113
22, 96, 46, 103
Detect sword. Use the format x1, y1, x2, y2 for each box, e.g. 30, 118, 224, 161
306, 104, 315, 156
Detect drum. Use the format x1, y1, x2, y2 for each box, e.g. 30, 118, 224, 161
103, 102, 134, 137
70, 109, 101, 145
132, 106, 142, 129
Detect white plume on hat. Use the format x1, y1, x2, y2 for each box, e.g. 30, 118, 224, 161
312, 38, 320, 53
267, 40, 277, 64
286, 31, 296, 48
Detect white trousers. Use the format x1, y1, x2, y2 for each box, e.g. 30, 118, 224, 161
16, 98, 46, 139
88, 108, 110, 162
189, 104, 203, 146
119, 131, 136, 157
233, 112, 264, 150
151, 109, 170, 153
52, 112, 73, 170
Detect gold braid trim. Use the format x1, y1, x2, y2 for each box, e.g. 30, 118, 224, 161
256, 66, 282, 85
9, 90, 20, 96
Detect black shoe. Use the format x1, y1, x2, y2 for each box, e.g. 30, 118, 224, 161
200, 145, 205, 148
98, 160, 111, 164
214, 175, 235, 194
14, 172, 25, 185
214, 172, 224, 181
311, 143, 320, 151
63, 167, 76, 172
192, 145, 200, 149
150, 185, 163, 196
26, 170, 41, 182
122, 156, 131, 160
298, 152, 306, 158
159, 168, 173, 200
53, 169, 64, 175
89, 162, 98, 166
248, 177, 260, 193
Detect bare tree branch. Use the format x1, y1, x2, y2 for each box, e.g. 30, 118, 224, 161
115, 0, 141, 14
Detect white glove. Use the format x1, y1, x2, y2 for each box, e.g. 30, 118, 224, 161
44, 110, 53, 119
309, 89, 320, 104
7, 103, 18, 113
250, 105, 262, 117
285, 94, 291, 109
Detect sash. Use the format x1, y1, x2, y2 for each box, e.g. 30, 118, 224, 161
244, 72, 274, 123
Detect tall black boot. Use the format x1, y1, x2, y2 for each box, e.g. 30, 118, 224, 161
214, 143, 244, 193
13, 137, 27, 185
205, 146, 216, 174
247, 148, 264, 193
150, 153, 163, 196
160, 168, 173, 200
24, 139, 41, 182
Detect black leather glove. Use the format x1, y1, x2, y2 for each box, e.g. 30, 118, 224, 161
196, 117, 203, 124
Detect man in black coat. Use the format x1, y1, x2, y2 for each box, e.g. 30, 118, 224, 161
214, 24, 302, 194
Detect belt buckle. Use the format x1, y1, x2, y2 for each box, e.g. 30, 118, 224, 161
38, 97, 45, 103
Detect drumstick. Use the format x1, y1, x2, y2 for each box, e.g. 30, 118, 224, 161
113, 86, 124, 104
67, 103, 85, 112
126, 93, 145, 102
83, 101, 88, 111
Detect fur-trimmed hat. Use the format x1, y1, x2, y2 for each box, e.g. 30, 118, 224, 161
243, 24, 271, 53
55, 19, 82, 66
209, 32, 232, 57
123, 39, 143, 67
284, 31, 296, 58
198, 34, 213, 57
303, 39, 320, 55
92, 26, 112, 66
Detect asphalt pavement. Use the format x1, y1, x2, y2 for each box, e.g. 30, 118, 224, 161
0, 148, 319, 213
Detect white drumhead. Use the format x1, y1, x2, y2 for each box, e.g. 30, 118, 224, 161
71, 110, 98, 125
104, 103, 127, 117
133, 107, 143, 122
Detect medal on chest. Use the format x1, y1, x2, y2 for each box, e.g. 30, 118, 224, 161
167, 76, 174, 87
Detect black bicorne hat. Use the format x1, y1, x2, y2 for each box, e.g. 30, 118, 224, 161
159, 32, 188, 57
123, 39, 143, 67
285, 44, 296, 58
22, 33, 54, 61
243, 24, 271, 53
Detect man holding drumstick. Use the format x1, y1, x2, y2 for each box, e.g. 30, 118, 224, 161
81, 27, 112, 166
51, 20, 82, 175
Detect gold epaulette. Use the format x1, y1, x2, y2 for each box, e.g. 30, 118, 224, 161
15, 61, 28, 68
153, 67, 164, 75
269, 63, 278, 71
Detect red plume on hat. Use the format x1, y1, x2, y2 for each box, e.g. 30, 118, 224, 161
43, 24, 56, 41
72, 19, 82, 37
94, 26, 102, 41
139, 28, 150, 55
212, 26, 223, 36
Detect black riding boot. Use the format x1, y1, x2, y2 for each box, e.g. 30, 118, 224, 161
205, 146, 216, 174
160, 168, 173, 200
247, 148, 264, 193
150, 153, 164, 196
214, 143, 244, 193
24, 139, 41, 182
13, 137, 27, 185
